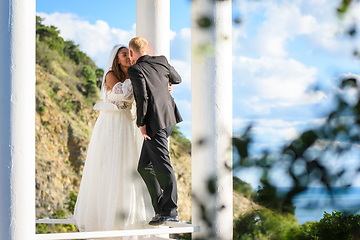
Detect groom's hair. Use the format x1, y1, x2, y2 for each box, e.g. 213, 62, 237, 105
129, 37, 148, 55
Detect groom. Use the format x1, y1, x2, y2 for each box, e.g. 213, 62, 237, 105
128, 37, 183, 225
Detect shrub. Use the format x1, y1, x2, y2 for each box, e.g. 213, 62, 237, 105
171, 125, 191, 154
39, 105, 46, 112
233, 176, 254, 198
234, 209, 305, 240
306, 211, 360, 240
65, 191, 78, 213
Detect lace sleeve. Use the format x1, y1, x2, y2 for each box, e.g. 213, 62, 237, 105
110, 81, 134, 102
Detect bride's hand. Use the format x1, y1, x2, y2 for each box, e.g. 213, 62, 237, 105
168, 83, 173, 94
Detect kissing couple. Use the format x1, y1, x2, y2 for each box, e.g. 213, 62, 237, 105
73, 37, 183, 235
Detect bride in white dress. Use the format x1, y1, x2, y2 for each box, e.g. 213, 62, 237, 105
73, 45, 152, 236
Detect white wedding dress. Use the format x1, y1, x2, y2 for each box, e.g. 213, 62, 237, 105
73, 79, 151, 238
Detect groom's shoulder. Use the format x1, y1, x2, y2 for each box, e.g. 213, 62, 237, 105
128, 64, 142, 77
146, 55, 170, 69
152, 55, 168, 64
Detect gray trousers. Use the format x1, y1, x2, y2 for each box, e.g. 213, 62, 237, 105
137, 126, 178, 217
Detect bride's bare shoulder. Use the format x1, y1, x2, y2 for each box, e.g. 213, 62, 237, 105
105, 71, 120, 90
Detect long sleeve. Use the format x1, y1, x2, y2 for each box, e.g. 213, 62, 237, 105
169, 65, 182, 85
109, 81, 133, 102
128, 65, 148, 127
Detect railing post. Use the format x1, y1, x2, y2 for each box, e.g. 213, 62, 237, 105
191, 0, 233, 239
0, 0, 36, 239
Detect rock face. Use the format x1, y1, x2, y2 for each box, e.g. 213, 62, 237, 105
35, 64, 98, 218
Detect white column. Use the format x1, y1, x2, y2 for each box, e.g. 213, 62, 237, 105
136, 1, 171, 238
0, 0, 36, 239
136, 0, 170, 58
191, 0, 233, 239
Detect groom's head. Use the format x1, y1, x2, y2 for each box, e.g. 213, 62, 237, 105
129, 37, 148, 62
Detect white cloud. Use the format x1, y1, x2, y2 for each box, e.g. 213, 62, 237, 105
235, 167, 264, 188
233, 117, 327, 154
234, 0, 359, 58
37, 12, 135, 69
170, 28, 191, 61
170, 59, 191, 90
233, 56, 324, 113
250, 119, 301, 143
256, 2, 317, 57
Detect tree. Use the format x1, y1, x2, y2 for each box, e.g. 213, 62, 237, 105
36, 17, 65, 55
233, 176, 254, 198
82, 65, 98, 97
307, 211, 360, 240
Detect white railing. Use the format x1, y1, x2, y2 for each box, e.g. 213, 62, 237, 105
35, 219, 199, 240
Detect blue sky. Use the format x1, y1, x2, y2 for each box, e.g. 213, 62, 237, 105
36, 0, 360, 188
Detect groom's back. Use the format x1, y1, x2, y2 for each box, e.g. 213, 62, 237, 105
129, 54, 182, 136
137, 55, 172, 97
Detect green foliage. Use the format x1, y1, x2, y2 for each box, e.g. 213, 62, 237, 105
82, 65, 99, 97
36, 16, 97, 70
65, 191, 78, 213
252, 184, 296, 215
234, 209, 306, 240
306, 211, 360, 240
171, 125, 191, 154
82, 65, 96, 82
95, 68, 104, 79
233, 176, 255, 198
36, 38, 62, 70
52, 209, 66, 219
36, 223, 49, 234
39, 105, 46, 112
174, 233, 191, 240
95, 68, 105, 88
36, 16, 65, 56
35, 208, 78, 233
63, 101, 75, 113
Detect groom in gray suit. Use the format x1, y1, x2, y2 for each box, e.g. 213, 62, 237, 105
128, 37, 183, 225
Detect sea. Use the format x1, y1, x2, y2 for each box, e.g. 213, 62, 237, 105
277, 187, 360, 224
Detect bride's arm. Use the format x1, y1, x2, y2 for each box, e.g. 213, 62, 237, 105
106, 72, 133, 100
112, 81, 133, 100
104, 72, 119, 90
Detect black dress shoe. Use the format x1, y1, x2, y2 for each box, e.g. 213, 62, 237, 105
149, 215, 179, 226
150, 213, 161, 222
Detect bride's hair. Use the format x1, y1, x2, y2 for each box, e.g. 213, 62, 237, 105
110, 47, 127, 83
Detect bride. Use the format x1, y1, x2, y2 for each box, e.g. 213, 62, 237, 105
73, 44, 152, 235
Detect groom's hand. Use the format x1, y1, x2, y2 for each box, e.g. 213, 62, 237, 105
139, 125, 151, 140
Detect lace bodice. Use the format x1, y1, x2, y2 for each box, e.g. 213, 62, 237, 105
107, 79, 134, 110
93, 79, 134, 111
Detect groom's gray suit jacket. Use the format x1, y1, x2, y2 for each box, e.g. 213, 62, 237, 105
128, 55, 183, 137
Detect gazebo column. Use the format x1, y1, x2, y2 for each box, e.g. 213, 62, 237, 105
136, 1, 171, 238
136, 0, 170, 57
0, 0, 36, 239
191, 0, 233, 239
